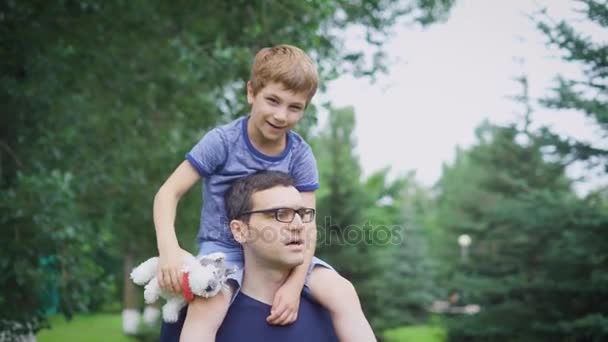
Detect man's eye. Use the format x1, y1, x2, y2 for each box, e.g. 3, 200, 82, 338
277, 210, 292, 220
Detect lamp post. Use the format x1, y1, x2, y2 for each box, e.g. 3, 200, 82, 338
458, 234, 472, 263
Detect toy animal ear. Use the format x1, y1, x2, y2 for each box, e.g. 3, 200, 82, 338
199, 252, 225, 267
225, 265, 238, 277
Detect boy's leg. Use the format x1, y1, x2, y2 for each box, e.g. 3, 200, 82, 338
308, 267, 377, 342
179, 288, 232, 342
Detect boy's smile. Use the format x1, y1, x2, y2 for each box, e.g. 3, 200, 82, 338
266, 121, 287, 130
247, 81, 307, 153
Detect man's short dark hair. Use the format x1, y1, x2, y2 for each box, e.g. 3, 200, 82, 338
225, 171, 295, 222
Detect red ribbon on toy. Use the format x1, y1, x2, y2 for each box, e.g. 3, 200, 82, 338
182, 272, 194, 303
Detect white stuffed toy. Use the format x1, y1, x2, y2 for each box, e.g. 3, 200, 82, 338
130, 252, 236, 322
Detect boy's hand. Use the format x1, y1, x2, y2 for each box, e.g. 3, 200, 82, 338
267, 282, 301, 325
158, 245, 190, 294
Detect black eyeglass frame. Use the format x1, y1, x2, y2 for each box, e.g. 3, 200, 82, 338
238, 207, 316, 223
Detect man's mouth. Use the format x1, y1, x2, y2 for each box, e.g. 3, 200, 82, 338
284, 238, 304, 246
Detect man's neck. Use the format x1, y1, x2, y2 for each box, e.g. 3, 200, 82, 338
239, 255, 291, 305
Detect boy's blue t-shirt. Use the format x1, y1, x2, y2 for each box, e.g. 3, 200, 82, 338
186, 116, 319, 248
160, 291, 338, 342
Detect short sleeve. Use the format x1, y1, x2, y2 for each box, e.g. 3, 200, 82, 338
291, 143, 319, 192
185, 128, 227, 177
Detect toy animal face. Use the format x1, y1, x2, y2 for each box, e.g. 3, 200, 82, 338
188, 264, 221, 298
190, 252, 238, 298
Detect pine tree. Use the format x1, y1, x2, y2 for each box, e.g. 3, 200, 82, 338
313, 107, 439, 332
537, 0, 608, 168
435, 76, 608, 340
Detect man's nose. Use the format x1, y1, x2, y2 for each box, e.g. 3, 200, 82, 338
289, 213, 304, 230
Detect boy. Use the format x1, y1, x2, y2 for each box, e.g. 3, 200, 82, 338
154, 44, 375, 341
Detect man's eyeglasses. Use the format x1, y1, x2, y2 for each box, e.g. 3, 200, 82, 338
239, 207, 316, 223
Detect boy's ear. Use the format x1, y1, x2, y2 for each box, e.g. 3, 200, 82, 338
246, 81, 254, 105
230, 219, 247, 244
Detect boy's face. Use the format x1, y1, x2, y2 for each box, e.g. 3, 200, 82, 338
247, 81, 308, 144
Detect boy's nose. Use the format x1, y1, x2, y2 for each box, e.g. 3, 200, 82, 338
273, 108, 288, 122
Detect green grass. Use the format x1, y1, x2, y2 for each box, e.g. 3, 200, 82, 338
37, 312, 446, 342
37, 314, 139, 342
383, 325, 447, 342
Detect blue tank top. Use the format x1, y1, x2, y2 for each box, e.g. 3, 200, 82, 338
159, 292, 338, 342
217, 292, 338, 341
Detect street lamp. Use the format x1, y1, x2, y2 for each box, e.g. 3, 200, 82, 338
458, 234, 472, 263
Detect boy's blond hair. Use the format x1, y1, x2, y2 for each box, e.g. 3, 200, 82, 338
250, 44, 319, 103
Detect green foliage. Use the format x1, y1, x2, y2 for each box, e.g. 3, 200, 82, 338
364, 169, 439, 330
313, 107, 438, 333
536, 0, 608, 169
1, 0, 456, 338
314, 106, 370, 284
434, 120, 608, 339
1, 170, 111, 336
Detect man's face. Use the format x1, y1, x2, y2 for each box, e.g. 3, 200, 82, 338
247, 81, 307, 144
242, 186, 307, 269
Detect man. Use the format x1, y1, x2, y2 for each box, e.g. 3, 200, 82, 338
161, 171, 339, 341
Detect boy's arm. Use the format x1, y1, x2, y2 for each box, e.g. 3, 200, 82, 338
267, 191, 316, 325
154, 160, 201, 294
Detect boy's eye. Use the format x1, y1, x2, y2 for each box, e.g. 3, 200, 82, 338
267, 97, 279, 104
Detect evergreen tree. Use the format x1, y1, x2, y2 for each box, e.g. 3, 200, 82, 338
365, 170, 439, 330
314, 107, 438, 333
537, 0, 608, 168
435, 76, 608, 340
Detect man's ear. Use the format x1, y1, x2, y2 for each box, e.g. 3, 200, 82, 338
230, 219, 248, 244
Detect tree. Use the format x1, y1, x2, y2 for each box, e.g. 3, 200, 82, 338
313, 106, 386, 331
314, 106, 367, 273
434, 76, 608, 340
363, 169, 439, 331
536, 0, 608, 169
0, 1, 457, 339
313, 107, 438, 333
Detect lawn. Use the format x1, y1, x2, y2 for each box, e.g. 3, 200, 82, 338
383, 325, 446, 342
37, 313, 445, 342
37, 314, 139, 342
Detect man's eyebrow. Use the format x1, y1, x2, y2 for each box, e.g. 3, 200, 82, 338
262, 206, 305, 210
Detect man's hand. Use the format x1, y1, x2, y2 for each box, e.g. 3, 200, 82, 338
158, 245, 190, 294
266, 282, 302, 325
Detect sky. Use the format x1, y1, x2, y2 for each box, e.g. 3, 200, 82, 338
315, 0, 606, 192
